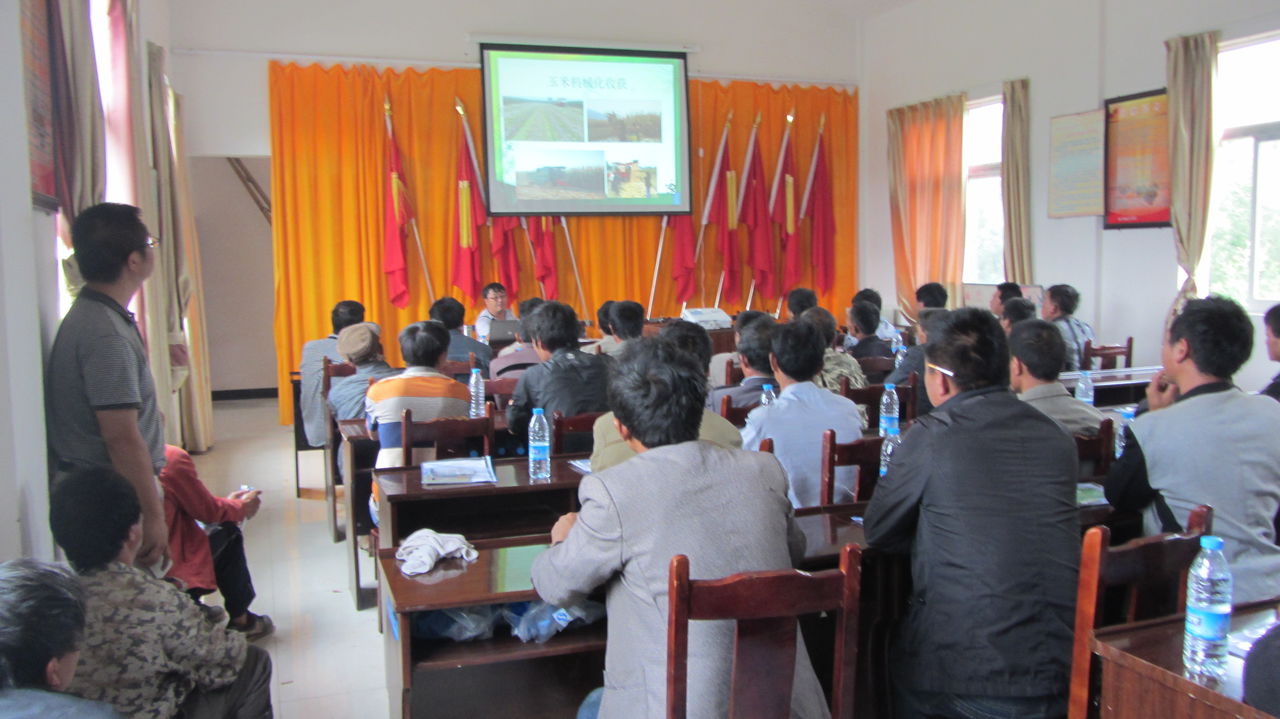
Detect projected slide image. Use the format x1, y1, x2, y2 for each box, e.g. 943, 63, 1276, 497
587, 99, 662, 143
515, 149, 606, 200
502, 96, 585, 142
607, 162, 659, 198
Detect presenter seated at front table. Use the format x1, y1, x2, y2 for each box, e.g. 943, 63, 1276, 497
474, 282, 515, 342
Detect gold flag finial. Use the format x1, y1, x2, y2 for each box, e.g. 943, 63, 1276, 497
786, 108, 795, 124
726, 109, 734, 123
454, 97, 466, 116
818, 113, 827, 132
753, 111, 762, 127
384, 96, 391, 115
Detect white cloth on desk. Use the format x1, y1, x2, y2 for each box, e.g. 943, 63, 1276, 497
396, 529, 479, 576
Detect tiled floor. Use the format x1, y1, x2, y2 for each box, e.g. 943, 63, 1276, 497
192, 398, 388, 719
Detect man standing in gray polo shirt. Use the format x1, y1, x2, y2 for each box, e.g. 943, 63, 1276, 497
47, 203, 168, 566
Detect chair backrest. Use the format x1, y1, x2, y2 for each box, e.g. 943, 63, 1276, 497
551, 410, 604, 455
440, 352, 476, 380
1082, 337, 1134, 370
856, 356, 895, 384
821, 429, 885, 506
484, 377, 519, 410
838, 376, 916, 433
719, 395, 758, 429
724, 362, 745, 387
396, 407, 494, 468
758, 438, 774, 454
1067, 504, 1214, 719
321, 357, 356, 398
1074, 418, 1115, 478
666, 543, 861, 719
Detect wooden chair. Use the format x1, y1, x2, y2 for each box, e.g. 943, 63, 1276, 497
321, 358, 356, 541
839, 375, 916, 433
719, 395, 758, 429
484, 377, 519, 411
1067, 504, 1214, 719
551, 410, 604, 455
724, 362, 745, 387
1082, 338, 1134, 371
1074, 418, 1115, 479
666, 543, 861, 719
822, 429, 885, 505
396, 407, 495, 468
758, 438, 774, 454
856, 356, 895, 385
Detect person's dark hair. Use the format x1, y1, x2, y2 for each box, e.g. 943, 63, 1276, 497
70, 203, 149, 283
482, 282, 506, 299
852, 288, 883, 311
399, 321, 451, 367
787, 288, 818, 317
0, 559, 86, 689
595, 301, 616, 337
609, 301, 645, 340
428, 297, 466, 330
733, 310, 769, 334
659, 320, 713, 370
330, 300, 365, 334
771, 320, 825, 382
918, 308, 951, 340
1169, 295, 1255, 379
850, 300, 880, 336
799, 307, 838, 349
49, 468, 141, 574
1046, 284, 1080, 316
525, 301, 580, 353
1009, 319, 1067, 381
995, 282, 1023, 303
607, 338, 706, 448
915, 282, 948, 308
1265, 304, 1280, 337
517, 298, 546, 342
736, 317, 776, 373
924, 307, 1009, 392
1001, 297, 1037, 325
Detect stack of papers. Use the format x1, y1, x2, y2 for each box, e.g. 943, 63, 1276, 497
568, 459, 592, 474
420, 457, 497, 485
1077, 482, 1108, 507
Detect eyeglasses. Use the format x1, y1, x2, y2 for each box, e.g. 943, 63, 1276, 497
925, 362, 955, 378
144, 236, 161, 248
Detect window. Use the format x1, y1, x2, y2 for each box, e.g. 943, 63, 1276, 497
962, 98, 1005, 284
1203, 35, 1280, 311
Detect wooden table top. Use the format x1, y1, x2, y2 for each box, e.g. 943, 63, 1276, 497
1061, 365, 1160, 388
375, 455, 588, 503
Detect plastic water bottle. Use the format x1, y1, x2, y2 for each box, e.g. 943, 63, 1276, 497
1075, 370, 1095, 405
894, 341, 908, 369
760, 384, 777, 406
528, 408, 551, 480
879, 383, 900, 438
1184, 535, 1233, 684
879, 425, 901, 477
468, 368, 485, 419
1115, 406, 1136, 458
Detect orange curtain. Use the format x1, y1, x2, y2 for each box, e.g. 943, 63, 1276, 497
887, 94, 965, 319
269, 62, 858, 423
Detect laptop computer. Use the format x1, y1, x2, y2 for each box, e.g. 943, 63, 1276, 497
486, 319, 520, 343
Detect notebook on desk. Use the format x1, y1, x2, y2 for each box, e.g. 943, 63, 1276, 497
420, 456, 498, 485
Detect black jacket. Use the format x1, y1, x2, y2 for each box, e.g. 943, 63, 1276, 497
865, 385, 1080, 698
506, 348, 612, 437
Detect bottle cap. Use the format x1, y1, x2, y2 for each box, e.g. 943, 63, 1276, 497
472, 368, 481, 374
532, 408, 544, 415
884, 383, 895, 390
1200, 535, 1224, 551
763, 384, 773, 391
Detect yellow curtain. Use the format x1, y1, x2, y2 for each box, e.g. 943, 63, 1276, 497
269, 62, 858, 423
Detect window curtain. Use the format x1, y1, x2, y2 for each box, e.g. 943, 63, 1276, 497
268, 62, 859, 424
1001, 78, 1032, 285
1166, 30, 1219, 309
887, 94, 966, 318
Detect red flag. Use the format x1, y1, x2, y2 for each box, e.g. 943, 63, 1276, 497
490, 216, 521, 297
451, 124, 487, 300
771, 124, 801, 294
706, 131, 740, 305
670, 214, 697, 303
740, 132, 774, 298
527, 216, 559, 299
806, 132, 836, 293
383, 112, 412, 308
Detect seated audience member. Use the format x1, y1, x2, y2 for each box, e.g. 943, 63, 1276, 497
706, 316, 776, 411
608, 300, 645, 349
0, 559, 121, 718
740, 321, 866, 508
584, 300, 621, 356
490, 298, 545, 378
866, 308, 1079, 719
474, 282, 515, 340
1263, 303, 1280, 400
299, 300, 364, 447
1106, 296, 1280, 603
507, 301, 611, 438
999, 296, 1037, 334
430, 296, 492, 379
915, 281, 948, 310
531, 338, 825, 719
799, 306, 868, 394
50, 468, 272, 719
786, 287, 818, 319
988, 281, 1022, 315
1245, 623, 1280, 715
708, 310, 770, 384
326, 322, 401, 421
366, 321, 470, 469
1009, 319, 1105, 436
842, 288, 898, 351
1042, 283, 1095, 370
592, 321, 742, 472
159, 445, 272, 641
886, 308, 950, 416
847, 300, 894, 362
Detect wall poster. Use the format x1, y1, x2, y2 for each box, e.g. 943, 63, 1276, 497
1104, 89, 1171, 229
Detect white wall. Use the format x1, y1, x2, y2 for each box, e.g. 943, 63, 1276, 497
858, 0, 1280, 386
189, 157, 277, 391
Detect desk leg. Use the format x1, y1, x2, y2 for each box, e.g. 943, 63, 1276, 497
380, 573, 411, 719
326, 441, 345, 543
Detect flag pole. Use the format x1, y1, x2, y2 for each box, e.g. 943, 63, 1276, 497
455, 98, 486, 207
800, 114, 826, 220
766, 109, 795, 314
686, 111, 732, 313
519, 217, 546, 297
408, 218, 437, 304
646, 216, 669, 319
733, 112, 762, 311
559, 216, 589, 319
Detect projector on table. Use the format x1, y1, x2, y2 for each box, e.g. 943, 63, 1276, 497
680, 307, 733, 331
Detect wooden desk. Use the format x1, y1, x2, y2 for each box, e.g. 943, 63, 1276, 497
1061, 365, 1160, 407
379, 540, 606, 719
1092, 600, 1280, 718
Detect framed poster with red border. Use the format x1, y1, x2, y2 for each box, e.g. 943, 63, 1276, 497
21, 0, 58, 212
1104, 89, 1171, 229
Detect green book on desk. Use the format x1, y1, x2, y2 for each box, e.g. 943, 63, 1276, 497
420, 456, 498, 485
1077, 482, 1108, 506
